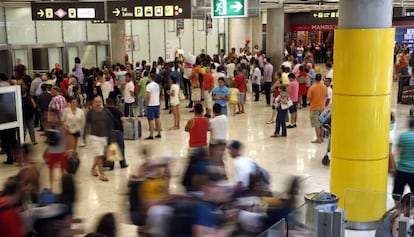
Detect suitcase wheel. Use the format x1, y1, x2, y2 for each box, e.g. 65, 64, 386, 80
322, 155, 330, 166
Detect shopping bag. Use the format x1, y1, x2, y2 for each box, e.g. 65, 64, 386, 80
106, 143, 122, 162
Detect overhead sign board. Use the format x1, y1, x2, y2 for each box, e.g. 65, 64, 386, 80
106, 0, 191, 20
212, 0, 247, 18
311, 10, 339, 19
31, 2, 105, 20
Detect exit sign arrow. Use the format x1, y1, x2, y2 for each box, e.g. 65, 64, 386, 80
229, 1, 242, 12
113, 8, 120, 16
37, 9, 44, 17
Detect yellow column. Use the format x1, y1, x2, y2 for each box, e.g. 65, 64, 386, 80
330, 29, 394, 226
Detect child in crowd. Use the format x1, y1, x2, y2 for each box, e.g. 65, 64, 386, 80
168, 76, 180, 130
229, 82, 240, 116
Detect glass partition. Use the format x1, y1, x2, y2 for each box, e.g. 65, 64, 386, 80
48, 48, 63, 72
0, 7, 6, 44
5, 7, 36, 44
63, 21, 87, 42
36, 21, 62, 44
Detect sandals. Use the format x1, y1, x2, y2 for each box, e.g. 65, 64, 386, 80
91, 170, 98, 177
99, 175, 109, 182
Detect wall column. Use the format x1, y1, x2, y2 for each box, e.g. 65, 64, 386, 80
228, 18, 251, 54
330, 0, 394, 230
266, 7, 284, 70
110, 20, 126, 65
251, 16, 263, 51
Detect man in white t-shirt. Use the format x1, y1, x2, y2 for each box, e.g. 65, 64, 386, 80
227, 140, 256, 191
124, 73, 135, 117
251, 60, 261, 101
325, 62, 333, 86
324, 78, 333, 107
209, 103, 228, 145
145, 73, 162, 140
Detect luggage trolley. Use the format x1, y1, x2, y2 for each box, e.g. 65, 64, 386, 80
319, 105, 332, 166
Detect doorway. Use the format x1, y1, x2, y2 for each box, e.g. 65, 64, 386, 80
32, 48, 49, 73
0, 50, 10, 76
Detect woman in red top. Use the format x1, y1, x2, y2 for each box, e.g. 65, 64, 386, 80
296, 65, 309, 109
0, 177, 25, 237
185, 104, 209, 148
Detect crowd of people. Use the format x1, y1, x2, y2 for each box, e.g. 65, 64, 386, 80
0, 41, 412, 236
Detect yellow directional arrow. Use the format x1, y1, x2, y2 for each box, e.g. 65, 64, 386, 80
113, 8, 120, 16
37, 9, 44, 17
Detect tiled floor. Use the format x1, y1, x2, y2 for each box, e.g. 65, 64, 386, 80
0, 81, 408, 236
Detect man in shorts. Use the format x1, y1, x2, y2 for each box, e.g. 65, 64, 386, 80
145, 73, 162, 140
85, 96, 113, 181
307, 74, 327, 143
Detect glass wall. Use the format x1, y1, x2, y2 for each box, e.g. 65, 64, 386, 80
86, 22, 109, 42
0, 7, 7, 44
5, 7, 36, 44
48, 48, 63, 71
63, 21, 87, 42
36, 21, 63, 44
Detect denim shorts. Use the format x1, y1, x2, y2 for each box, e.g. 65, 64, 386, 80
289, 102, 298, 113
147, 105, 160, 120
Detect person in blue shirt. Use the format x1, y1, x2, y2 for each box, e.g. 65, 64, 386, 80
392, 117, 414, 201
212, 77, 230, 116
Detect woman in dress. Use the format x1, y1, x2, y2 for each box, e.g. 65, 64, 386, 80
62, 97, 85, 151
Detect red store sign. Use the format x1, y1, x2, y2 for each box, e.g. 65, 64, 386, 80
291, 24, 337, 31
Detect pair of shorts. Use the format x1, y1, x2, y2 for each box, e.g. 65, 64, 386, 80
203, 91, 213, 109
289, 102, 298, 113
88, 135, 108, 157
47, 152, 67, 170
147, 105, 160, 120
237, 92, 245, 103
310, 110, 323, 127
72, 131, 81, 138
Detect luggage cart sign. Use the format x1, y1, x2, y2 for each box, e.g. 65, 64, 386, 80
31, 2, 105, 20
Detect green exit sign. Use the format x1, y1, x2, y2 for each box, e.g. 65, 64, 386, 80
212, 0, 247, 18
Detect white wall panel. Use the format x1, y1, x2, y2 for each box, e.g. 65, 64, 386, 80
194, 19, 207, 55
63, 21, 87, 42
206, 19, 219, 56
6, 7, 36, 44
179, 19, 194, 56
87, 22, 109, 42
131, 20, 150, 64
148, 20, 165, 63
37, 21, 62, 44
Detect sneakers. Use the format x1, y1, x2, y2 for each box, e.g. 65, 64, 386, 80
99, 175, 109, 182
91, 170, 98, 176
144, 136, 154, 140
120, 164, 129, 169
287, 124, 297, 128
155, 134, 161, 139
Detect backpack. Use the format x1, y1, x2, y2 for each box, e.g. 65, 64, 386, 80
249, 164, 272, 196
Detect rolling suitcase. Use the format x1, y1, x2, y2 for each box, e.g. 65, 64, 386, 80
123, 103, 142, 140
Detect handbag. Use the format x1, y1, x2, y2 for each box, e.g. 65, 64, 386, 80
66, 151, 80, 174
281, 99, 293, 110
179, 90, 185, 100
191, 88, 201, 101
106, 142, 122, 162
